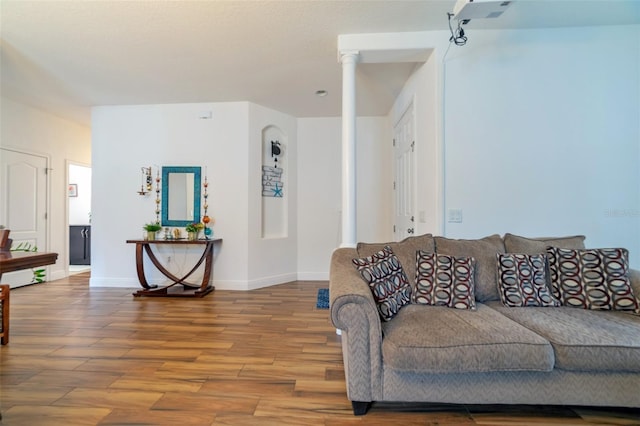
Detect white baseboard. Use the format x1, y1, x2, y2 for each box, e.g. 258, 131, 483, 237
89, 272, 325, 291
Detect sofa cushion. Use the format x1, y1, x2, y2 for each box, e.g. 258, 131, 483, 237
357, 233, 434, 290
434, 234, 505, 302
352, 246, 412, 321
487, 301, 640, 372
496, 253, 560, 307
413, 251, 476, 310
546, 246, 640, 313
503, 233, 586, 254
381, 304, 554, 373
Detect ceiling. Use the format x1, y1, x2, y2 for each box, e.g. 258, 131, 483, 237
1, 0, 639, 126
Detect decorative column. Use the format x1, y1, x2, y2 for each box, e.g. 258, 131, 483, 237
340, 50, 359, 248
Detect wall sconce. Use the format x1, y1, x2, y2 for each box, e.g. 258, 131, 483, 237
138, 166, 152, 196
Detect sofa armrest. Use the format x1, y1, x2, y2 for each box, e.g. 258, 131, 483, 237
329, 247, 383, 402
630, 268, 640, 299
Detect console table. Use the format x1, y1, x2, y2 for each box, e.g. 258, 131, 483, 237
126, 239, 221, 298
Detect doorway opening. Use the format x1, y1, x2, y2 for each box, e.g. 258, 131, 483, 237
68, 162, 92, 275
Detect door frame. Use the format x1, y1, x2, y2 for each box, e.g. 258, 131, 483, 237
66, 159, 92, 275
392, 100, 418, 241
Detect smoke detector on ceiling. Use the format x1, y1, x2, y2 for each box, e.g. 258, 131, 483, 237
453, 0, 514, 22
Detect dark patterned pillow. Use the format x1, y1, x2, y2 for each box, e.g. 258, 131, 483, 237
496, 253, 560, 307
352, 246, 412, 321
413, 251, 476, 310
546, 246, 640, 313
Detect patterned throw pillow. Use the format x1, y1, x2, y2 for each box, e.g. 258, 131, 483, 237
413, 251, 476, 310
352, 246, 412, 321
546, 246, 640, 313
496, 253, 560, 307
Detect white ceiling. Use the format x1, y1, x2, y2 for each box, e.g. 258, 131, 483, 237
1, 0, 639, 126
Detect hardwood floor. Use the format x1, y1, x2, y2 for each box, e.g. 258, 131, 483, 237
1, 273, 639, 425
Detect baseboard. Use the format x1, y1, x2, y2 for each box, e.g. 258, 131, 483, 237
89, 277, 157, 288
89, 273, 323, 291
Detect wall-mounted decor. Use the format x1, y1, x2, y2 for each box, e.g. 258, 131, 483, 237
155, 170, 161, 224
262, 166, 283, 197
262, 139, 284, 198
138, 166, 153, 195
261, 126, 287, 239
68, 184, 78, 197
161, 166, 201, 227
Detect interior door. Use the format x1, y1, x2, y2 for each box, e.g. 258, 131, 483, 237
393, 103, 416, 241
0, 149, 48, 288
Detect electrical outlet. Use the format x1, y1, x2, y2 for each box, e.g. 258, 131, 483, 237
167, 256, 171, 263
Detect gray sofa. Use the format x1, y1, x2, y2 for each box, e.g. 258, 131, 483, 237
329, 233, 640, 415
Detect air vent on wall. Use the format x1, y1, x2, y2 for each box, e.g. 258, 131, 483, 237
453, 0, 513, 22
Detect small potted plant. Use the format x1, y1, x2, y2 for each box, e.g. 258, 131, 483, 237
185, 222, 204, 241
143, 223, 162, 241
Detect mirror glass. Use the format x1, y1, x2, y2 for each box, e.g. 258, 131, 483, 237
161, 166, 201, 227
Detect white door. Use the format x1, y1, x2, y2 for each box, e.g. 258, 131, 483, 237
0, 149, 48, 288
393, 103, 416, 241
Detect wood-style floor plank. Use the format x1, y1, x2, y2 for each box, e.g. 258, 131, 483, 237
1, 273, 639, 425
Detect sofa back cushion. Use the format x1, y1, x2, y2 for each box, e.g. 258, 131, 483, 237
434, 234, 505, 302
503, 233, 586, 254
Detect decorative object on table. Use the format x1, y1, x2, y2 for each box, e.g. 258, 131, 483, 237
155, 170, 161, 223
202, 172, 213, 238
203, 215, 214, 238
173, 228, 182, 240
143, 223, 162, 241
185, 222, 204, 241
68, 183, 78, 197
137, 166, 152, 196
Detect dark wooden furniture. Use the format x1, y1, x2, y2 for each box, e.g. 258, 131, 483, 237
126, 239, 221, 298
69, 225, 91, 265
0, 284, 9, 345
0, 251, 59, 280
0, 250, 58, 345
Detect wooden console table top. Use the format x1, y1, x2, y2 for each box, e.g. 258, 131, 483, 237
126, 238, 222, 298
0, 251, 58, 278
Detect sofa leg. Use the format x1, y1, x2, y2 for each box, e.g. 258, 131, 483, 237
352, 401, 372, 415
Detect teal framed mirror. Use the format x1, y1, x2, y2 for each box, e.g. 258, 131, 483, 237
161, 166, 201, 227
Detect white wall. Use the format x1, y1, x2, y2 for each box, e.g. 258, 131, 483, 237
441, 25, 640, 267
91, 101, 300, 290
297, 116, 391, 280
0, 97, 91, 280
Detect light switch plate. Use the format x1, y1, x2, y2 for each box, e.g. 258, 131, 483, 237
447, 208, 463, 223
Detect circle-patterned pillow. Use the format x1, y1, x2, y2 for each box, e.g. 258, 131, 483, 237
496, 253, 560, 307
413, 251, 476, 310
352, 246, 411, 321
546, 246, 640, 313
